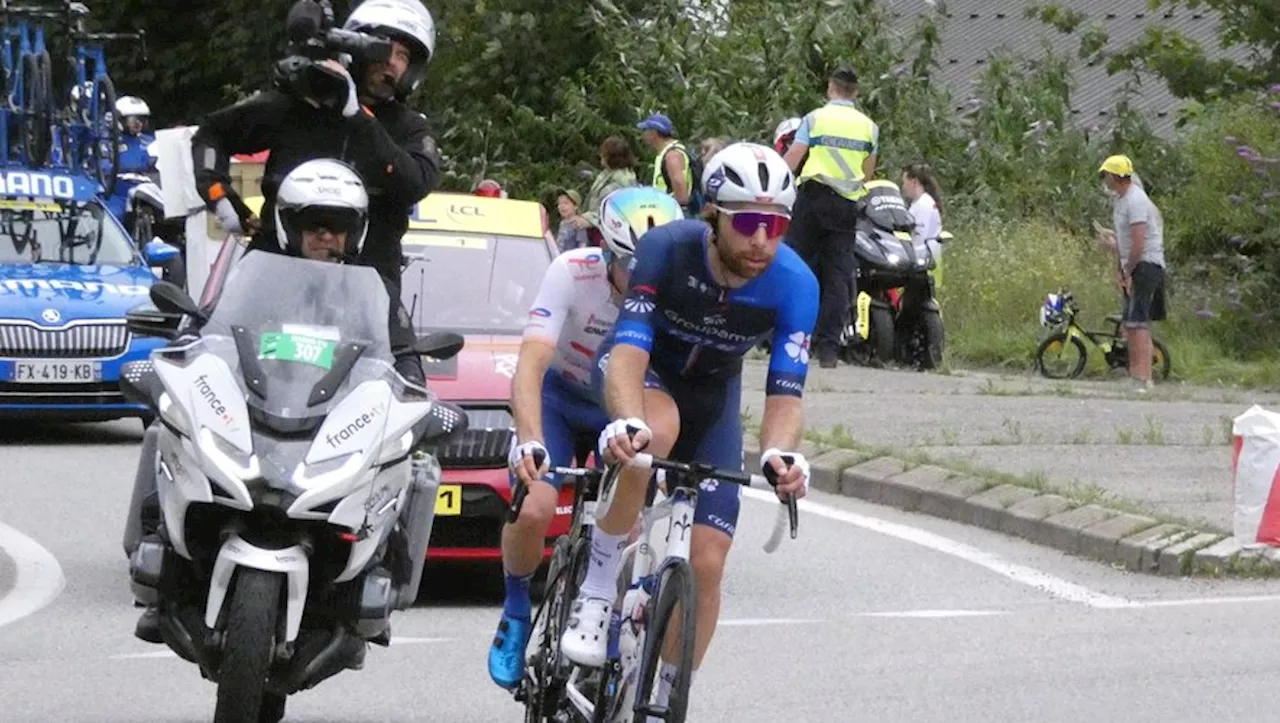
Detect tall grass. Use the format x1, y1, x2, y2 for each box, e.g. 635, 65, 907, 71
938, 216, 1280, 388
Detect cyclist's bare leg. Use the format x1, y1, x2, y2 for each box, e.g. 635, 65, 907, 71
662, 524, 731, 669
595, 389, 680, 537
500, 479, 558, 577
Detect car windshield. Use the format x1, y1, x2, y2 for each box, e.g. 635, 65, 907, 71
0, 199, 135, 266
401, 232, 551, 335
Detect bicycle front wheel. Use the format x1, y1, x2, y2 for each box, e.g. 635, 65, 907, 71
84, 75, 119, 197
525, 535, 588, 723
634, 561, 696, 723
1035, 331, 1087, 379
20, 51, 52, 167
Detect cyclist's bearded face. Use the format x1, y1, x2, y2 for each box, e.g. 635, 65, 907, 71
363, 39, 412, 101
714, 203, 791, 279
302, 228, 348, 262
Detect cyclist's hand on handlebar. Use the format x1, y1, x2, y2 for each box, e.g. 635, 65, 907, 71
761, 448, 810, 500
508, 440, 549, 486
599, 417, 650, 465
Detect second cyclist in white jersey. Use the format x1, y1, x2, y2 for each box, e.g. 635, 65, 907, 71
488, 186, 685, 690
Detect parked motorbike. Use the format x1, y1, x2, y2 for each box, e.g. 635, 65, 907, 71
120, 252, 469, 723
838, 181, 947, 370
118, 170, 188, 286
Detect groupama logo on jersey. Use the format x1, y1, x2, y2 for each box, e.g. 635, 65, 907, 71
784, 331, 810, 366
623, 284, 657, 314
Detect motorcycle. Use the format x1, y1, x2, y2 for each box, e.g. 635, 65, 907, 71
118, 170, 188, 287
838, 181, 947, 370
120, 251, 469, 723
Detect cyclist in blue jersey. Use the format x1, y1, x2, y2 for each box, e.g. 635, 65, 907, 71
560, 142, 819, 699
487, 188, 685, 690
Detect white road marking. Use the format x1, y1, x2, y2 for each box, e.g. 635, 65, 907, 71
0, 522, 66, 629
110, 635, 456, 660
718, 618, 825, 626
742, 489, 1135, 610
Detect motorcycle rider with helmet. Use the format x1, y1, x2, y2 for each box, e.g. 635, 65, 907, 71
105, 95, 157, 224
190, 0, 441, 384
125, 158, 456, 644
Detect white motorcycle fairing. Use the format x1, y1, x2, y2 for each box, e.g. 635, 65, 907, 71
205, 535, 310, 641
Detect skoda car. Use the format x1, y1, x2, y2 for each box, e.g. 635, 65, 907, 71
402, 192, 577, 563
0, 168, 178, 426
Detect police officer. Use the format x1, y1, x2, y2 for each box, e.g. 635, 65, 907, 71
190, 0, 440, 383
782, 65, 879, 368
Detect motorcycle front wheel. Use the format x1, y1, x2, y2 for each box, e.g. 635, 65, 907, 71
214, 568, 285, 723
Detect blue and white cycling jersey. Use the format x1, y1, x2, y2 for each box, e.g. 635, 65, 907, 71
611, 219, 819, 396
592, 219, 818, 539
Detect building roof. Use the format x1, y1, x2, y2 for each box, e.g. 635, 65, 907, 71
884, 0, 1251, 137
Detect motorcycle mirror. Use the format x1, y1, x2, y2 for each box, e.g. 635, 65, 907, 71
150, 281, 208, 324
414, 331, 465, 360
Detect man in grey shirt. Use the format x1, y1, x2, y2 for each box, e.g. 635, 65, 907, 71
1099, 154, 1166, 391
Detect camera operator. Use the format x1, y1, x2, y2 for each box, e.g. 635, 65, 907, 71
189, 0, 440, 384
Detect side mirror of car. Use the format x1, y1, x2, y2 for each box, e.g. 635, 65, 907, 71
414, 331, 465, 361
125, 301, 184, 340
150, 281, 208, 324
143, 238, 180, 266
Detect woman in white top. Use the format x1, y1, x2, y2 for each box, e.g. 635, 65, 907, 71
902, 163, 944, 262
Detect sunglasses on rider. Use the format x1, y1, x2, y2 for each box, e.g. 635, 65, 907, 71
713, 205, 791, 238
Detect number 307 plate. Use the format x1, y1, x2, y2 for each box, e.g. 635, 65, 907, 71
11, 361, 102, 383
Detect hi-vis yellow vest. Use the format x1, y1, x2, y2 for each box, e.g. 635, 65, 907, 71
651, 140, 692, 193
798, 103, 877, 200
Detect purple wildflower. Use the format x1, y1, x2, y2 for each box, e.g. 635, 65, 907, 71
1225, 136, 1239, 144
1196, 308, 1217, 320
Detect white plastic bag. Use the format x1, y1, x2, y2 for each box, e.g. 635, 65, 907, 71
1232, 405, 1280, 547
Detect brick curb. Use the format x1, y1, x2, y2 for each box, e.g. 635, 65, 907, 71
746, 437, 1277, 578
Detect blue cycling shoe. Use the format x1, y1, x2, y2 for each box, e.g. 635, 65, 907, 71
488, 613, 532, 690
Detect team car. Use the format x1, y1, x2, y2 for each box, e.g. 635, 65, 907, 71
402, 192, 576, 563
0, 167, 181, 426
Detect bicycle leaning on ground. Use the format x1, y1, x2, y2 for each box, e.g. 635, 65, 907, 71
509, 452, 799, 723
1034, 288, 1172, 380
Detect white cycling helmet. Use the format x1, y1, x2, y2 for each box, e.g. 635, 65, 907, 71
116, 95, 150, 118
773, 117, 801, 146
344, 0, 436, 97
274, 159, 369, 261
702, 142, 796, 212
598, 187, 683, 258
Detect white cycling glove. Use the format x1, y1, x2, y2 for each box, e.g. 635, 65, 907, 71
508, 440, 549, 474
761, 448, 811, 494
598, 417, 650, 459
213, 198, 243, 235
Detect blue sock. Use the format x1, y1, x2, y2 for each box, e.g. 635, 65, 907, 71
503, 571, 533, 621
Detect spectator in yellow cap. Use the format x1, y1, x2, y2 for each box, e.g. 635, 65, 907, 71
1098, 154, 1166, 393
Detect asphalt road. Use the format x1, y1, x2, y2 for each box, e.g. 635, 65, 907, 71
5, 419, 1280, 722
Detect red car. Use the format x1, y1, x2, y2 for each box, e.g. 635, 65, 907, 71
402, 192, 578, 563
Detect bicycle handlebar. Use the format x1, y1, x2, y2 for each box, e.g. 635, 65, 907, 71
629, 453, 799, 550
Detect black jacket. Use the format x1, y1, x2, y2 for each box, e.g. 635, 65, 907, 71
190, 89, 440, 284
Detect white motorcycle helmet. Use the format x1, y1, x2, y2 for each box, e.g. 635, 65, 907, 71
343, 0, 437, 97
598, 187, 683, 259
274, 159, 370, 261
116, 95, 151, 119
702, 142, 796, 212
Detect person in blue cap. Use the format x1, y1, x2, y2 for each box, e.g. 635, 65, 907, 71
637, 112, 703, 218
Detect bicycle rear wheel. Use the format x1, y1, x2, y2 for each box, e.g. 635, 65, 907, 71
633, 561, 696, 723
83, 74, 119, 197
20, 51, 53, 167
1152, 338, 1172, 381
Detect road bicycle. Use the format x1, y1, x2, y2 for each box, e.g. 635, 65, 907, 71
511, 453, 798, 723
1035, 289, 1172, 380
0, 0, 63, 167
54, 0, 145, 198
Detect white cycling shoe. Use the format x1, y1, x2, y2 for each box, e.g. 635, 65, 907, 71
560, 595, 613, 668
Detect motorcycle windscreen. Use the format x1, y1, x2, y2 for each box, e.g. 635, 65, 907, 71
194, 252, 402, 484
